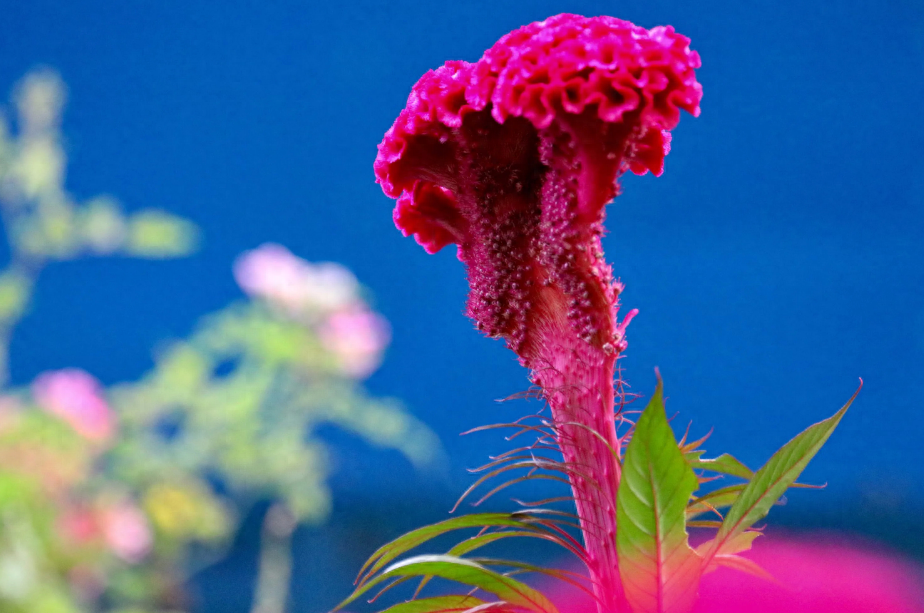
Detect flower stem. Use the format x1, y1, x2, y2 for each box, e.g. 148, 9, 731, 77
534, 320, 625, 613
251, 502, 296, 613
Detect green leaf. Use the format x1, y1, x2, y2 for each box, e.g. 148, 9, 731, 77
685, 520, 722, 529
470, 558, 595, 600
703, 384, 860, 564
337, 555, 558, 613
691, 454, 753, 480
448, 532, 535, 557
378, 595, 486, 613
414, 531, 568, 598
79, 196, 126, 254
0, 271, 31, 321
697, 530, 761, 565
124, 209, 199, 258
357, 514, 544, 587
685, 485, 745, 520
616, 376, 701, 613
711, 555, 775, 583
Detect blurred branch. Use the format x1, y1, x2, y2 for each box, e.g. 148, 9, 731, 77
251, 503, 297, 613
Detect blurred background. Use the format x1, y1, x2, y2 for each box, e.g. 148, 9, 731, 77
0, 0, 922, 612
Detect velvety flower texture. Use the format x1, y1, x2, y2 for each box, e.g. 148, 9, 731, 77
376, 13, 701, 361
376, 14, 701, 612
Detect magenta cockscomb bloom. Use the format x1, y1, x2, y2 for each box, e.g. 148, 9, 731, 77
547, 537, 924, 613
693, 537, 924, 613
375, 13, 700, 611
33, 368, 115, 443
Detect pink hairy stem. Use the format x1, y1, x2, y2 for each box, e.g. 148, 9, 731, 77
375, 14, 701, 613
533, 314, 626, 611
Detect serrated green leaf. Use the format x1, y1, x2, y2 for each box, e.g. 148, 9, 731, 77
697, 530, 761, 565
691, 454, 753, 480
685, 485, 745, 520
616, 376, 701, 613
685, 520, 722, 529
338, 555, 558, 613
378, 595, 486, 613
712, 555, 775, 583
357, 514, 543, 587
719, 530, 761, 556
704, 384, 860, 564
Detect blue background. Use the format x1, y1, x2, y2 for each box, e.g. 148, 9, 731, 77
1, 1, 923, 611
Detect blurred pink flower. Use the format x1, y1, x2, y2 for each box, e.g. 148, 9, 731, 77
692, 536, 924, 613
233, 243, 359, 313
547, 535, 924, 613
100, 500, 153, 563
57, 504, 101, 546
320, 307, 391, 378
32, 368, 115, 442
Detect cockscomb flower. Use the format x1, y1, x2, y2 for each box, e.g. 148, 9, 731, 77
33, 368, 115, 443
376, 13, 700, 359
375, 13, 700, 611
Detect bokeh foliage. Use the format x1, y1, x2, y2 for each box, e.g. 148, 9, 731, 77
0, 70, 440, 613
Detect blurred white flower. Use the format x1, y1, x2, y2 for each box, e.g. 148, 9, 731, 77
233, 243, 358, 314
320, 306, 392, 378
13, 136, 64, 198
32, 368, 115, 442
14, 70, 66, 135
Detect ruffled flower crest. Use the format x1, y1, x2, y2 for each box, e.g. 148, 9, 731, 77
375, 13, 701, 365
375, 16, 702, 611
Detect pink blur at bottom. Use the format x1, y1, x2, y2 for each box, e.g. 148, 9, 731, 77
548, 536, 924, 613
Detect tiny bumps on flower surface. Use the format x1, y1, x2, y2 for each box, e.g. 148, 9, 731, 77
375, 13, 701, 364
373, 14, 702, 613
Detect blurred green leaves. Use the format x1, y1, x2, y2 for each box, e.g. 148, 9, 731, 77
124, 210, 198, 258
0, 69, 443, 613
0, 70, 198, 264
0, 271, 31, 321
